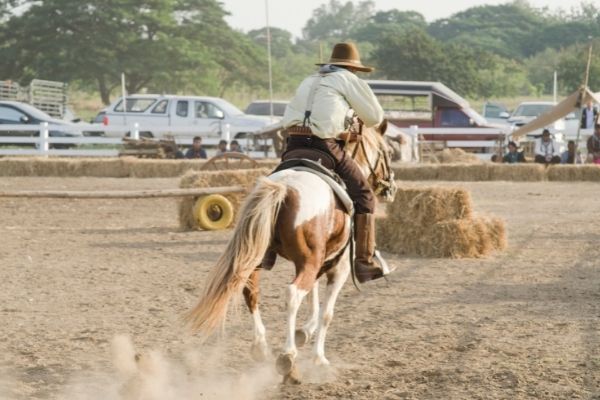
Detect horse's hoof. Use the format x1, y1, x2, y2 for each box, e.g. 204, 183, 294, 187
282, 365, 302, 385
276, 353, 294, 375
251, 342, 269, 362
295, 329, 310, 348
314, 355, 330, 366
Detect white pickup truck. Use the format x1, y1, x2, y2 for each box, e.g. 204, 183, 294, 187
97, 94, 273, 145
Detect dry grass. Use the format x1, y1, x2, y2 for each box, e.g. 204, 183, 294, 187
178, 168, 271, 230
378, 186, 506, 258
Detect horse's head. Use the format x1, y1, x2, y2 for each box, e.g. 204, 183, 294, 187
345, 119, 397, 202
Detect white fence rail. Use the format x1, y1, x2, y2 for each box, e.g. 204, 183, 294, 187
0, 123, 274, 157
403, 125, 508, 161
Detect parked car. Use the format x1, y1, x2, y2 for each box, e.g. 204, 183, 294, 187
244, 100, 288, 121
98, 95, 273, 143
0, 100, 82, 147
482, 102, 511, 126
507, 101, 565, 140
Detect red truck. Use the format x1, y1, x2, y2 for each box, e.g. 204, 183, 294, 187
366, 80, 506, 147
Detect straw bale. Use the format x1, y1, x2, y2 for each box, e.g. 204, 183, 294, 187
436, 164, 490, 181
0, 158, 35, 176
178, 168, 271, 230
489, 164, 546, 181
579, 165, 600, 181
389, 187, 473, 225
377, 186, 506, 258
391, 164, 440, 181
436, 148, 483, 164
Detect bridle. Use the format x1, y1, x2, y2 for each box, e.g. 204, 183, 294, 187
349, 121, 397, 202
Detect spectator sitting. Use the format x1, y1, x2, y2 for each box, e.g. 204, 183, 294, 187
229, 140, 242, 153
502, 141, 526, 163
216, 139, 228, 155
561, 140, 582, 164
184, 136, 207, 159
586, 121, 600, 164
534, 129, 561, 165
581, 100, 598, 130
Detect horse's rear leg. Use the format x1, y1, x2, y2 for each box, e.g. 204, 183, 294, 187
243, 268, 269, 362
312, 249, 351, 366
295, 280, 319, 348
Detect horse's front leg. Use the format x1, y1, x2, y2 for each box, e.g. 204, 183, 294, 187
276, 267, 317, 384
313, 248, 351, 366
295, 280, 319, 348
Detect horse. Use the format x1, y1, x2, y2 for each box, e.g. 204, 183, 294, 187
185, 120, 396, 383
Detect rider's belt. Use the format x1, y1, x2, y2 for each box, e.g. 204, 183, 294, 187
287, 126, 313, 136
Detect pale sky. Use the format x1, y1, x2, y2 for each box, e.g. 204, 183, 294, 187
220, 0, 584, 39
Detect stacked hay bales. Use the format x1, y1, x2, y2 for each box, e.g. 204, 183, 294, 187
488, 163, 546, 181
547, 164, 600, 181
178, 168, 271, 230
377, 187, 506, 258
0, 157, 280, 178
391, 163, 549, 182
435, 148, 483, 164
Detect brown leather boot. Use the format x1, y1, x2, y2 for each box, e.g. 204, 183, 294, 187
354, 213, 385, 283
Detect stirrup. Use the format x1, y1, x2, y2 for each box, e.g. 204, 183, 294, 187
374, 250, 395, 275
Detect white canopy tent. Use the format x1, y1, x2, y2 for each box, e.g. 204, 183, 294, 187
511, 86, 600, 140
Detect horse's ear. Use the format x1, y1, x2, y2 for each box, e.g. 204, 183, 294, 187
377, 119, 388, 136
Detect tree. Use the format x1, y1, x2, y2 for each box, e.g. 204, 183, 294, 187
353, 10, 426, 44
302, 0, 375, 41
0, 0, 267, 104
428, 2, 546, 58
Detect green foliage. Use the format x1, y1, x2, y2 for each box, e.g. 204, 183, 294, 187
0, 0, 266, 104
1, 0, 599, 106
302, 0, 375, 41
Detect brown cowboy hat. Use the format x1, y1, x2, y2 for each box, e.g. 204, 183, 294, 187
317, 42, 374, 73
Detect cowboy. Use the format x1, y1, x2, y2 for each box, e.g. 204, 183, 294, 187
281, 42, 385, 283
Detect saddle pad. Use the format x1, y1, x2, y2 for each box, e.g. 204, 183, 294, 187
272, 158, 354, 214
269, 167, 353, 214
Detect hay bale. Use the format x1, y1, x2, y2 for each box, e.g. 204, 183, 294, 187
436, 164, 490, 181
489, 164, 546, 181
435, 148, 483, 164
547, 165, 600, 181
0, 158, 35, 176
579, 165, 600, 181
178, 168, 271, 230
389, 187, 473, 225
378, 187, 506, 258
392, 164, 440, 181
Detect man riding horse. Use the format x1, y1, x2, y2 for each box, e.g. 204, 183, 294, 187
281, 42, 386, 283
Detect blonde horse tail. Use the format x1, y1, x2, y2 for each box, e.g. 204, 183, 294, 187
185, 177, 287, 337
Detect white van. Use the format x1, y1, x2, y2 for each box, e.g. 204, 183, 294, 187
99, 94, 272, 144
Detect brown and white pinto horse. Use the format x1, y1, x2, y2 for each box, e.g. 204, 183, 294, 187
186, 120, 395, 383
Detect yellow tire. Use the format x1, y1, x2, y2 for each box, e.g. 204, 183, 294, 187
193, 194, 234, 230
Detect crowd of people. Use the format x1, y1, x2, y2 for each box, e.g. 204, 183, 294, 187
177, 137, 243, 159
495, 102, 600, 165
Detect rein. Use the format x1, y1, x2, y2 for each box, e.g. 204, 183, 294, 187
349, 122, 396, 202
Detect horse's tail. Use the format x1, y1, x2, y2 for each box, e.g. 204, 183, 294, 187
185, 177, 287, 336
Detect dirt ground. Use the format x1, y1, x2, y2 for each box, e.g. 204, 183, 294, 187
1, 177, 600, 400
